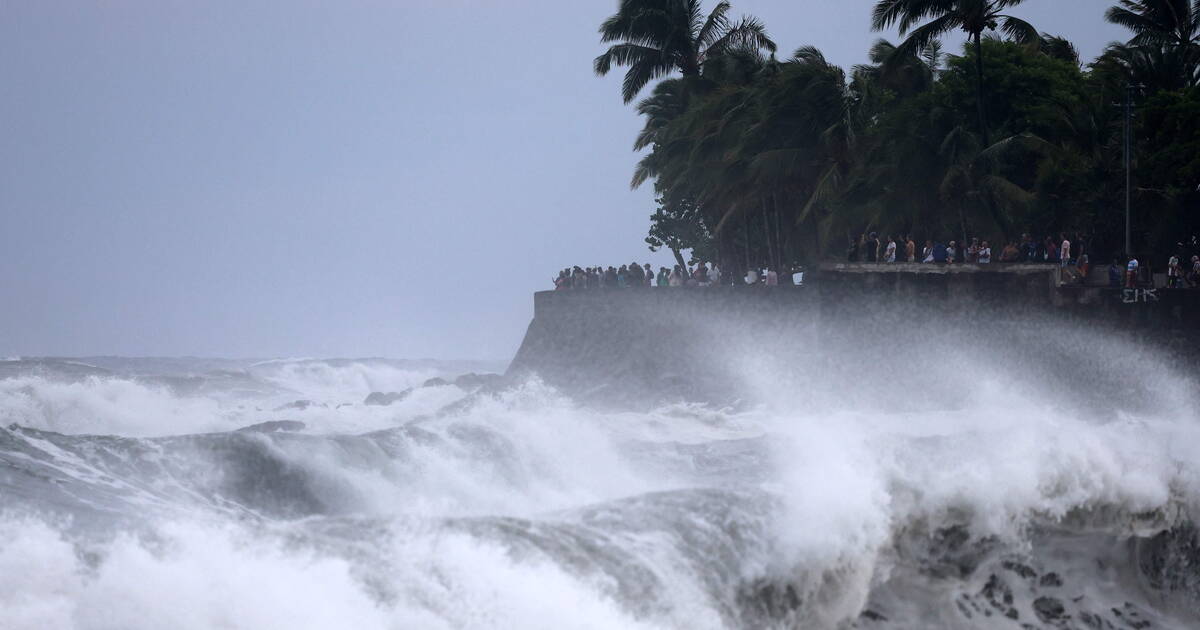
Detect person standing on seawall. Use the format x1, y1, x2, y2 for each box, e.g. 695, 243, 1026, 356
1126, 257, 1139, 289
1060, 233, 1072, 268
978, 241, 992, 264
905, 236, 916, 263
864, 232, 879, 263
1167, 255, 1181, 288
885, 236, 897, 263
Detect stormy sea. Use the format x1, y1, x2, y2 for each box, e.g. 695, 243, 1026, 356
2, 328, 1199, 629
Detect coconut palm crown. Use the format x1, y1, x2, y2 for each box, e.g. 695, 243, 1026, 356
871, 0, 1039, 144
594, 0, 777, 103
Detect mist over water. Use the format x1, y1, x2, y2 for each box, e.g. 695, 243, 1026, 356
1, 322, 1198, 629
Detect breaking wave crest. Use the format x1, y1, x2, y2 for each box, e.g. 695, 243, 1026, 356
1, 346, 1198, 628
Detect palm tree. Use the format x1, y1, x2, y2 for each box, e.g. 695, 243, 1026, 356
1103, 0, 1200, 89
1106, 0, 1200, 48
871, 0, 1039, 145
594, 0, 777, 103
853, 38, 942, 98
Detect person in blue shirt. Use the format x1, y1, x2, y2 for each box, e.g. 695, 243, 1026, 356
932, 242, 948, 263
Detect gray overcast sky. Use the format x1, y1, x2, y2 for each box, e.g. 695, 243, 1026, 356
0, 1, 1125, 360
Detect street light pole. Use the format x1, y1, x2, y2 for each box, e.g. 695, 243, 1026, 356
1124, 84, 1133, 258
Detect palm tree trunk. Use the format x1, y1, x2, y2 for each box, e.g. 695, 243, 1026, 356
671, 247, 688, 276
772, 195, 785, 271
973, 31, 990, 147
743, 213, 751, 275
761, 198, 774, 273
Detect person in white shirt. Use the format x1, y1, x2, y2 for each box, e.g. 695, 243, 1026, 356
978, 241, 992, 264
885, 237, 897, 263
1126, 257, 1139, 288
1060, 234, 1071, 267
1167, 255, 1181, 288
745, 269, 759, 285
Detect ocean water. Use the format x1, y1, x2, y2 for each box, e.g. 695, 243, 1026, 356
0, 341, 1198, 629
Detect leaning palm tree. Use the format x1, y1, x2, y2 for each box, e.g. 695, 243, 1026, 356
871, 0, 1039, 145
1106, 0, 1200, 48
594, 0, 777, 103
1104, 0, 1200, 88
853, 38, 942, 98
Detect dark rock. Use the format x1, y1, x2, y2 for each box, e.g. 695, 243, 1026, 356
422, 377, 450, 388
1034, 597, 1066, 623
1078, 610, 1107, 629
273, 400, 322, 411
1040, 572, 1064, 588
1002, 559, 1038, 579
981, 575, 1019, 620
235, 420, 306, 433
735, 579, 802, 626
363, 390, 411, 406
860, 609, 888, 622
1112, 603, 1152, 628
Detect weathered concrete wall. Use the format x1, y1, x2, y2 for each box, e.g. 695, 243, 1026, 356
508, 266, 1200, 404
508, 287, 817, 406
816, 263, 1200, 333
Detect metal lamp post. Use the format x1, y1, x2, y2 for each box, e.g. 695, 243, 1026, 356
1124, 84, 1133, 258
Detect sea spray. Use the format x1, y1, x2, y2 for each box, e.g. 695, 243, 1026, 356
0, 345, 1197, 628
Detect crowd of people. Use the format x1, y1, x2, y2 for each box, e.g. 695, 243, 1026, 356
848, 232, 1090, 266
552, 262, 786, 290
851, 231, 1200, 289
552, 236, 1200, 291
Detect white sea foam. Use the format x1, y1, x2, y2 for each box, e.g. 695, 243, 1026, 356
0, 376, 236, 437
0, 351, 1196, 628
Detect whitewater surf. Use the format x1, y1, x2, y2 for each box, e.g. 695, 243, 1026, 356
1, 328, 1198, 629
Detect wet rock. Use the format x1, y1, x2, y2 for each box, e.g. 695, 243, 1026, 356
363, 390, 411, 406
235, 420, 306, 433
422, 377, 450, 388
1136, 523, 1200, 594
735, 579, 802, 626
922, 525, 999, 579
1078, 610, 1110, 629
1002, 559, 1038, 579
981, 575, 1019, 620
1040, 572, 1064, 588
1112, 603, 1152, 628
1034, 597, 1066, 623
860, 609, 888, 622
273, 400, 322, 411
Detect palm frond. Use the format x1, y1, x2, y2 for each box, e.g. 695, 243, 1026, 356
998, 15, 1040, 46
706, 16, 778, 58
697, 1, 733, 48
795, 164, 843, 226
594, 43, 665, 76
620, 57, 676, 103
894, 13, 961, 58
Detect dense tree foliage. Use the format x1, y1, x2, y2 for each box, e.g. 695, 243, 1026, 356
596, 0, 1200, 275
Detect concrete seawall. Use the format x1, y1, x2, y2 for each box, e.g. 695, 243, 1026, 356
508, 266, 1200, 404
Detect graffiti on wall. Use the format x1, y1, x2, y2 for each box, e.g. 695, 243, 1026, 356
1123, 288, 1159, 304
